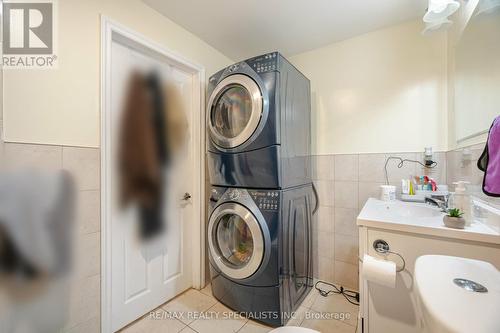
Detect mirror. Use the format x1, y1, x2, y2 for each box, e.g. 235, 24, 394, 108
453, 3, 500, 145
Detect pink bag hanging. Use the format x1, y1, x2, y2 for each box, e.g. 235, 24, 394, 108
478, 116, 500, 197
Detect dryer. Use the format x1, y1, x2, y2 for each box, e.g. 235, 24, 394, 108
207, 184, 314, 326
207, 52, 311, 189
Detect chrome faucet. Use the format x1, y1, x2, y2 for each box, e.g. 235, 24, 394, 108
425, 195, 450, 212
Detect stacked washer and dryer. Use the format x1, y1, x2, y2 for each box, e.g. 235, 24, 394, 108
206, 52, 316, 326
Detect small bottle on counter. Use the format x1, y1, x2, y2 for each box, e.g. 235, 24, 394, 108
448, 181, 472, 226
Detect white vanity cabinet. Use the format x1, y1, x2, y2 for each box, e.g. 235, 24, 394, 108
357, 199, 500, 333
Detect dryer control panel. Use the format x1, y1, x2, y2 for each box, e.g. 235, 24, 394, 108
247, 52, 279, 74
249, 190, 280, 211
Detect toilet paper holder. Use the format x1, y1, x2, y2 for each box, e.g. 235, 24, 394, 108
373, 239, 406, 272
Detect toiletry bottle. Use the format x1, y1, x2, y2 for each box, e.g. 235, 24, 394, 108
401, 179, 409, 195
449, 181, 472, 226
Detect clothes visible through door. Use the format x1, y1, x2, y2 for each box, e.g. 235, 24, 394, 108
119, 70, 188, 239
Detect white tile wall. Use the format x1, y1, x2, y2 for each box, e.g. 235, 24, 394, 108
334, 181, 358, 209
316, 205, 334, 233
334, 234, 358, 264
358, 154, 386, 182
313, 179, 335, 207
312, 155, 335, 180
76, 190, 101, 235
446, 146, 484, 187
334, 208, 358, 237
317, 231, 335, 259
333, 261, 359, 290
334, 155, 359, 181
358, 182, 384, 210
312, 150, 453, 289
3, 143, 62, 169
62, 147, 100, 191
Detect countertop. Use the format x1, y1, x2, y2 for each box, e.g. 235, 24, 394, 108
357, 198, 500, 245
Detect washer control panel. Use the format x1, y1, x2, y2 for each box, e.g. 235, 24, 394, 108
248, 52, 278, 74
220, 188, 250, 202
248, 190, 280, 211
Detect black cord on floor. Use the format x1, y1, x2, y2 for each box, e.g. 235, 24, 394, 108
314, 280, 360, 306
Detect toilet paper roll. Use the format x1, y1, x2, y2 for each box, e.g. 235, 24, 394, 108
362, 254, 396, 288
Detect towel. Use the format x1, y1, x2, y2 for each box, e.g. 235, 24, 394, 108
478, 116, 500, 197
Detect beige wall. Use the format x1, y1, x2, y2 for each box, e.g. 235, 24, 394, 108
3, 0, 232, 147
290, 20, 448, 155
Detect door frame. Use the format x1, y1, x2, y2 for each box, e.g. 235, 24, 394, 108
100, 16, 206, 333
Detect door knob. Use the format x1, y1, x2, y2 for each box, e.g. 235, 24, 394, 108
182, 192, 192, 201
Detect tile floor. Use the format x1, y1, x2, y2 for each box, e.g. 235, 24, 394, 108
120, 284, 360, 333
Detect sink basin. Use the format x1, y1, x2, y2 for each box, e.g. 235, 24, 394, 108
376, 202, 442, 218
357, 198, 500, 244
359, 198, 444, 222
414, 255, 500, 333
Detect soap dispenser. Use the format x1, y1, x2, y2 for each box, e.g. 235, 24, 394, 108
449, 181, 472, 226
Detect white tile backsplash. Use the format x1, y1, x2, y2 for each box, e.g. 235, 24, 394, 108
358, 153, 386, 182
418, 151, 447, 185
334, 208, 358, 237
334, 154, 359, 181
312, 150, 451, 288
358, 182, 384, 209
334, 181, 358, 209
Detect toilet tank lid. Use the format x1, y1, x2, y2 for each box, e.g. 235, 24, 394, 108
415, 255, 500, 333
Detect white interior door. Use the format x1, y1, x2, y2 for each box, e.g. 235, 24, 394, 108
108, 40, 195, 332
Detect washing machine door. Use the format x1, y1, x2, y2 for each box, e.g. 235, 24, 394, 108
208, 202, 265, 280
208, 74, 263, 149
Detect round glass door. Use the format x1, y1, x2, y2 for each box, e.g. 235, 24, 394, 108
217, 213, 254, 266
208, 75, 263, 149
208, 203, 264, 279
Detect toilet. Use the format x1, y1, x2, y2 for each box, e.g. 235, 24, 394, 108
414, 255, 500, 333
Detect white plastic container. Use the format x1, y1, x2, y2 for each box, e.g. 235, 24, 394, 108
380, 185, 396, 201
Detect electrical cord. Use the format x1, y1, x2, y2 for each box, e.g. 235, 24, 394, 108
384, 156, 437, 185
314, 280, 360, 306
